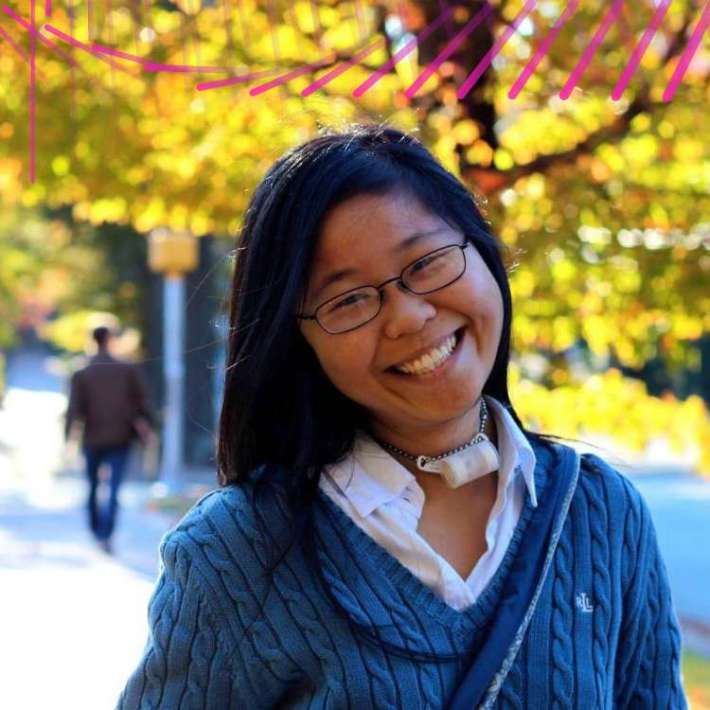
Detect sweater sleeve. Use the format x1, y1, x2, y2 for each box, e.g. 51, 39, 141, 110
614, 484, 687, 709
116, 534, 237, 709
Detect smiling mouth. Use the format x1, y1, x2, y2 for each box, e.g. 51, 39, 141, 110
386, 327, 465, 376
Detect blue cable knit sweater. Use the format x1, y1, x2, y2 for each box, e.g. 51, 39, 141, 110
118, 439, 687, 708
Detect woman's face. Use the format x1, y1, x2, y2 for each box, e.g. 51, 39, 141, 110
299, 190, 504, 443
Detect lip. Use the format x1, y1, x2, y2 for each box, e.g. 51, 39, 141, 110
388, 329, 462, 371
386, 328, 465, 377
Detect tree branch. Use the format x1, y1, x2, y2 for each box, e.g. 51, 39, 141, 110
464, 93, 653, 190
461, 4, 700, 194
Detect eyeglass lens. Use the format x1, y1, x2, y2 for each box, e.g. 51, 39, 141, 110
317, 245, 465, 334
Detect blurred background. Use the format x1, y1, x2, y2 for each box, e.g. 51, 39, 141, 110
0, 0, 708, 707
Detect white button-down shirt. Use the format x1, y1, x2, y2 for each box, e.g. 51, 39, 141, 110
319, 395, 538, 611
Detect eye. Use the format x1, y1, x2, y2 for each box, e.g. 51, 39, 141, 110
330, 291, 371, 311
411, 255, 437, 273
410, 251, 448, 275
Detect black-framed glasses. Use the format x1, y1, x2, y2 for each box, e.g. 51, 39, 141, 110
297, 241, 471, 334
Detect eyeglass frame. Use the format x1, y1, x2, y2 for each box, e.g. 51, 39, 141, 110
296, 239, 472, 334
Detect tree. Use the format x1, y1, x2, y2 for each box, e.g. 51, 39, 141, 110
1, 0, 706, 365
0, 0, 707, 468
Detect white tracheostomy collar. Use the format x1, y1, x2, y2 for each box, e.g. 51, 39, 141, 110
415, 434, 501, 488
323, 396, 537, 518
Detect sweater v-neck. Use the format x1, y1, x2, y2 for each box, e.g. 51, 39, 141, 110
315, 436, 559, 648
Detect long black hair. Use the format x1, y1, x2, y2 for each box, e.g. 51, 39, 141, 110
217, 123, 574, 660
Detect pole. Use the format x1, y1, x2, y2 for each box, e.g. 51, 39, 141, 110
159, 274, 185, 489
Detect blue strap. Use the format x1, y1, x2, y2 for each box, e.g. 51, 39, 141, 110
447, 448, 577, 710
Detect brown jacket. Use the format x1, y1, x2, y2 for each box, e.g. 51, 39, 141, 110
65, 352, 153, 448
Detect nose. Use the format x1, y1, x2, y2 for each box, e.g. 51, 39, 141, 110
380, 281, 437, 339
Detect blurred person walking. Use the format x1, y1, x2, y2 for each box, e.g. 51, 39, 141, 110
65, 326, 154, 553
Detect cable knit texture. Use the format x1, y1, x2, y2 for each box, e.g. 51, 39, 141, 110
117, 439, 687, 709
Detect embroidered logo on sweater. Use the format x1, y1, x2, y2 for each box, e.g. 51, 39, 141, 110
575, 592, 594, 613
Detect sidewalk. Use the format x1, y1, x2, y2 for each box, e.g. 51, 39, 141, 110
0, 474, 181, 709
0, 343, 221, 709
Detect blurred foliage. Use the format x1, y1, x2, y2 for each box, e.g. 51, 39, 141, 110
510, 364, 710, 476
0, 0, 708, 467
0, 0, 408, 233
0, 208, 89, 346
39, 309, 121, 353
0, 207, 150, 351
683, 652, 710, 710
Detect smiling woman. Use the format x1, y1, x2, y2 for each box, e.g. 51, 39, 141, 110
117, 125, 687, 709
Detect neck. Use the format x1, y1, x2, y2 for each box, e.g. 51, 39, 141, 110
381, 401, 499, 501
369, 396, 498, 464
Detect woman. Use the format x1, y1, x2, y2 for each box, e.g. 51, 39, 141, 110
118, 125, 687, 708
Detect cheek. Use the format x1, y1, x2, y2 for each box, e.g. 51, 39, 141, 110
329, 348, 367, 379
480, 282, 503, 324
479, 291, 504, 346
491, 285, 505, 331
312, 338, 376, 396
449, 273, 504, 353
464, 268, 503, 323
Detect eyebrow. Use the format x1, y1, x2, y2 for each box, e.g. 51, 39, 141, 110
311, 228, 451, 301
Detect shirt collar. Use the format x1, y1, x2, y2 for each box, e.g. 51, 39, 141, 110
323, 395, 537, 518
484, 396, 538, 507
323, 435, 415, 518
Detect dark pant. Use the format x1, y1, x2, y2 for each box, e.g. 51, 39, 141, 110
83, 445, 130, 540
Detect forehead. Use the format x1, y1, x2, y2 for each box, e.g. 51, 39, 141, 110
312, 191, 452, 268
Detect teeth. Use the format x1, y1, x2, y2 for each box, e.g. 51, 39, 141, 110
394, 334, 458, 375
